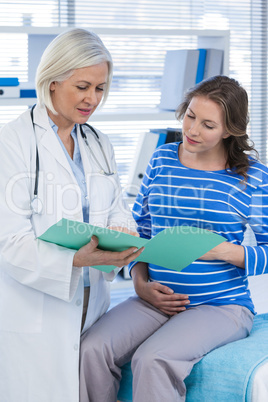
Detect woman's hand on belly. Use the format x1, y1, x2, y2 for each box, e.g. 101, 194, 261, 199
136, 281, 190, 316
131, 262, 190, 316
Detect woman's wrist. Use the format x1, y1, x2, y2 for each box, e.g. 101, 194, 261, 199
200, 242, 245, 268
131, 262, 149, 295
215, 242, 245, 268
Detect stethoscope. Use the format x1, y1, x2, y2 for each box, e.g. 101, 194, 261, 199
30, 105, 115, 214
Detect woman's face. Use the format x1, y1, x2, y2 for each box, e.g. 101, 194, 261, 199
182, 95, 230, 158
49, 62, 108, 129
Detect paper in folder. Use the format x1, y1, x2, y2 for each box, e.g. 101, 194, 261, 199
38, 218, 226, 273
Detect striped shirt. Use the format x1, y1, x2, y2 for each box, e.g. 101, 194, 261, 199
129, 142, 268, 314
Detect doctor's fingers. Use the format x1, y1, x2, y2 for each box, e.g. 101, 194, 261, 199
88, 235, 144, 264
101, 246, 145, 268
73, 237, 144, 268
73, 235, 100, 267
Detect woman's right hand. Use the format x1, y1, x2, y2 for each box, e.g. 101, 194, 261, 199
132, 262, 190, 316
136, 281, 190, 316
73, 235, 144, 268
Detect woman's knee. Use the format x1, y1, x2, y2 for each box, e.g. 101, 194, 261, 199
80, 329, 102, 361
131, 340, 159, 372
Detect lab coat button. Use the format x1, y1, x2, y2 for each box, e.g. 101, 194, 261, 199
74, 344, 78, 351
76, 299, 82, 306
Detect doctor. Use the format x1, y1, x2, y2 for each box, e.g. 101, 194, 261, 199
0, 28, 142, 402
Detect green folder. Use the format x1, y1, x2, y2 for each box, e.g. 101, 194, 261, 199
38, 218, 226, 273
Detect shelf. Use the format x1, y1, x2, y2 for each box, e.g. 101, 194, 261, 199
0, 27, 229, 119
0, 100, 177, 121
0, 26, 230, 37
0, 98, 36, 106
0, 26, 229, 79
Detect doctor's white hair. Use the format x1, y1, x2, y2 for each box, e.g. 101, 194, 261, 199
35, 28, 113, 114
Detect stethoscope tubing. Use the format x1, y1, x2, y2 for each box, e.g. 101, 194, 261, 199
30, 105, 40, 199
79, 123, 115, 176
30, 105, 115, 213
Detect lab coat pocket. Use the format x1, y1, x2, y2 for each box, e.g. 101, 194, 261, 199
0, 269, 43, 333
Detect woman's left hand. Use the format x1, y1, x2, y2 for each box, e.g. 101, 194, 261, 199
199, 241, 245, 268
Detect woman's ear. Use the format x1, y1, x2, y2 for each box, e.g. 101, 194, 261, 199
50, 81, 56, 91
223, 132, 231, 139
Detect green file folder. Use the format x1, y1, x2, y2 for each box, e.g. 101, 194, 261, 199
38, 218, 226, 273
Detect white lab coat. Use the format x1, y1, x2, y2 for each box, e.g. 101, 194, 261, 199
0, 104, 134, 402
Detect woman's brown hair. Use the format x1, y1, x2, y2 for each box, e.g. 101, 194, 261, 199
176, 75, 258, 181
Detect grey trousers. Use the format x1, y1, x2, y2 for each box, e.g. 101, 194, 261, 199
79, 296, 253, 402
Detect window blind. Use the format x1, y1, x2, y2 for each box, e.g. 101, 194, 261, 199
0, 0, 267, 187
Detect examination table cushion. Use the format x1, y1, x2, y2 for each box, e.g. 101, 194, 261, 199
117, 313, 268, 402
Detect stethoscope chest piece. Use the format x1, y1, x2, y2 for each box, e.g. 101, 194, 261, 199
31, 196, 43, 215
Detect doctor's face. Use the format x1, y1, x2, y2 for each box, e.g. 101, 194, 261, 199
49, 62, 108, 129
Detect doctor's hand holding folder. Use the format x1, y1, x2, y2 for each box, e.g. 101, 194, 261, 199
39, 217, 226, 273
73, 225, 143, 270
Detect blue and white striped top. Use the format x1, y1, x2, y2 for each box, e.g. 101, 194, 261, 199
129, 142, 268, 314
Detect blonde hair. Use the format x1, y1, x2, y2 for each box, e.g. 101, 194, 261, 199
35, 28, 113, 114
